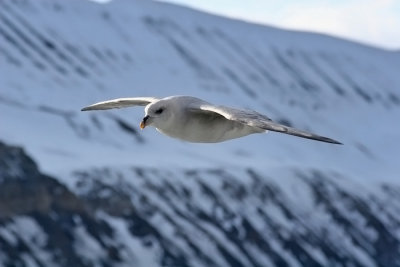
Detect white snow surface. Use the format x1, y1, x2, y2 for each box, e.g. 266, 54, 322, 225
0, 0, 399, 184
1, 0, 400, 265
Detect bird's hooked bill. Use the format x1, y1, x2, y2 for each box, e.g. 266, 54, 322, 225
140, 115, 149, 129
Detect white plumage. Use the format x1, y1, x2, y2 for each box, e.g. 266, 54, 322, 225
82, 95, 341, 144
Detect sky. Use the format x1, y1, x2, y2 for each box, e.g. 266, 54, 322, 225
154, 0, 400, 50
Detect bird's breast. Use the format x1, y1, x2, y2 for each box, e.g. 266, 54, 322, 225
156, 115, 260, 143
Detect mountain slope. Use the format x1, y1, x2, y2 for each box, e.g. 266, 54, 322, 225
1, 0, 399, 177
1, 0, 400, 266
2, 141, 400, 266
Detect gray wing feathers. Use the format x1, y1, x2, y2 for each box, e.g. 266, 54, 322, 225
195, 104, 342, 144
253, 120, 342, 144
81, 97, 158, 111
194, 105, 272, 122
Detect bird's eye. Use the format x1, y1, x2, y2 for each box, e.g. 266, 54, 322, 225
155, 108, 164, 114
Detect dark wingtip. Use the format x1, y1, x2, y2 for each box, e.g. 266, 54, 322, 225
313, 135, 343, 145
81, 106, 90, 111
326, 138, 343, 145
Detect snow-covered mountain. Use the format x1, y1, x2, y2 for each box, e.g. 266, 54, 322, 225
1, 0, 400, 266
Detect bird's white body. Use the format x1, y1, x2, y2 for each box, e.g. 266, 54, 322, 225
147, 96, 263, 143
82, 95, 341, 145
159, 117, 260, 143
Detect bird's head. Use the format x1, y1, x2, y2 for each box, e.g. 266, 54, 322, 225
140, 100, 173, 130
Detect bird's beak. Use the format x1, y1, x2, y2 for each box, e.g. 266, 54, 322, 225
140, 115, 150, 129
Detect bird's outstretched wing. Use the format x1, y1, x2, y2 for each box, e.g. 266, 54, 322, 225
188, 104, 342, 144
81, 97, 159, 111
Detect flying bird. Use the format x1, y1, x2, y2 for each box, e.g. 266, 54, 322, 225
81, 96, 342, 144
